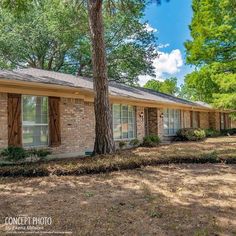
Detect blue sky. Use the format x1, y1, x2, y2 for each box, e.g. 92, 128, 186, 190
139, 0, 194, 86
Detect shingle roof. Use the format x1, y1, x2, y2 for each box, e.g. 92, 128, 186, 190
0, 68, 209, 109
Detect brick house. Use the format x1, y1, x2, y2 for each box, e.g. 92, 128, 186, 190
0, 68, 235, 157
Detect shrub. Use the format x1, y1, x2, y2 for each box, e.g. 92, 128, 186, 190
1, 147, 51, 162
143, 135, 160, 147
221, 128, 236, 136
119, 141, 127, 149
28, 148, 52, 158
1, 147, 29, 161
129, 139, 140, 147
176, 128, 206, 141
205, 129, 221, 137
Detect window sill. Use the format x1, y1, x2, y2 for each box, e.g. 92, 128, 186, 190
114, 138, 137, 141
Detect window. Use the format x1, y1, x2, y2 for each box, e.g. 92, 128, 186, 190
164, 109, 181, 136
112, 104, 136, 140
22, 95, 48, 147
192, 111, 199, 128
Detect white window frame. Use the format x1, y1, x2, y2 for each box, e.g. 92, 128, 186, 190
164, 108, 181, 136
112, 104, 136, 140
22, 95, 49, 148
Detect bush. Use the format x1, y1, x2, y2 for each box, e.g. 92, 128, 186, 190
221, 128, 236, 136
176, 128, 206, 141
129, 139, 140, 147
1, 147, 29, 161
119, 141, 127, 149
1, 147, 51, 162
143, 135, 161, 147
28, 148, 52, 158
205, 129, 221, 137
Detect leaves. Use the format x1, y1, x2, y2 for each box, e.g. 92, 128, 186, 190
0, 0, 157, 85
183, 0, 236, 112
144, 77, 179, 95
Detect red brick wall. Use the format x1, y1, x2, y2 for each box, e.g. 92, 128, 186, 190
199, 112, 210, 129
231, 119, 236, 128
183, 111, 191, 128
209, 112, 221, 130
136, 106, 145, 141
52, 98, 94, 155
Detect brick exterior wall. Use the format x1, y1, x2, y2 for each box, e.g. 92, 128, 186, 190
231, 119, 236, 128
199, 112, 210, 129
136, 106, 145, 141
183, 111, 191, 128
52, 98, 95, 155
209, 112, 221, 130
1, 90, 234, 155
157, 109, 164, 138
0, 93, 8, 149
143, 108, 163, 139
147, 108, 158, 135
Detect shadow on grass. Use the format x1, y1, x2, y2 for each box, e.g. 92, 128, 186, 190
0, 164, 235, 235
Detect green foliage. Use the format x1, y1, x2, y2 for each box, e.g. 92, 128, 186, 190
144, 77, 179, 95
1, 147, 51, 162
185, 0, 235, 66
0, 0, 157, 85
1, 147, 29, 161
183, 0, 236, 110
204, 129, 221, 137
143, 135, 161, 147
176, 128, 206, 141
28, 148, 52, 158
0, 0, 85, 70
129, 139, 140, 147
119, 141, 127, 149
180, 66, 219, 103
220, 128, 236, 136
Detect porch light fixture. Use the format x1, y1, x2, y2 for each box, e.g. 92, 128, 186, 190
160, 113, 164, 119
139, 112, 144, 120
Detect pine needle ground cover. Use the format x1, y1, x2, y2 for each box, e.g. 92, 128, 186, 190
0, 136, 236, 177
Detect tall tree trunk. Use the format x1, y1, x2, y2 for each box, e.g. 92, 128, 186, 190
88, 0, 115, 154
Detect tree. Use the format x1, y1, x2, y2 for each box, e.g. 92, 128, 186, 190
144, 77, 179, 95
0, 0, 87, 70
87, 0, 115, 154
184, 0, 236, 110
1, 0, 168, 155
0, 1, 157, 85
179, 66, 219, 102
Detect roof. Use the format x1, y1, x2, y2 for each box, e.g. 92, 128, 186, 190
0, 68, 210, 109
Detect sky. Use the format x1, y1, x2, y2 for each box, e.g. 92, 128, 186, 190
139, 0, 194, 86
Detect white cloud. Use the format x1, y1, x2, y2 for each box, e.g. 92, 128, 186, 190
157, 43, 170, 49
144, 23, 158, 33
139, 49, 183, 86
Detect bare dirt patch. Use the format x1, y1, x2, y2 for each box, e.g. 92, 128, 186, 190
0, 164, 236, 235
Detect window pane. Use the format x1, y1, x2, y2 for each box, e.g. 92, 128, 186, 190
112, 104, 136, 140
164, 109, 180, 136
113, 123, 122, 139
22, 95, 48, 147
23, 125, 48, 147
113, 104, 121, 119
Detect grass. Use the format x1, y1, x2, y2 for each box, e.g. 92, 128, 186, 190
0, 136, 236, 177
0, 164, 235, 235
